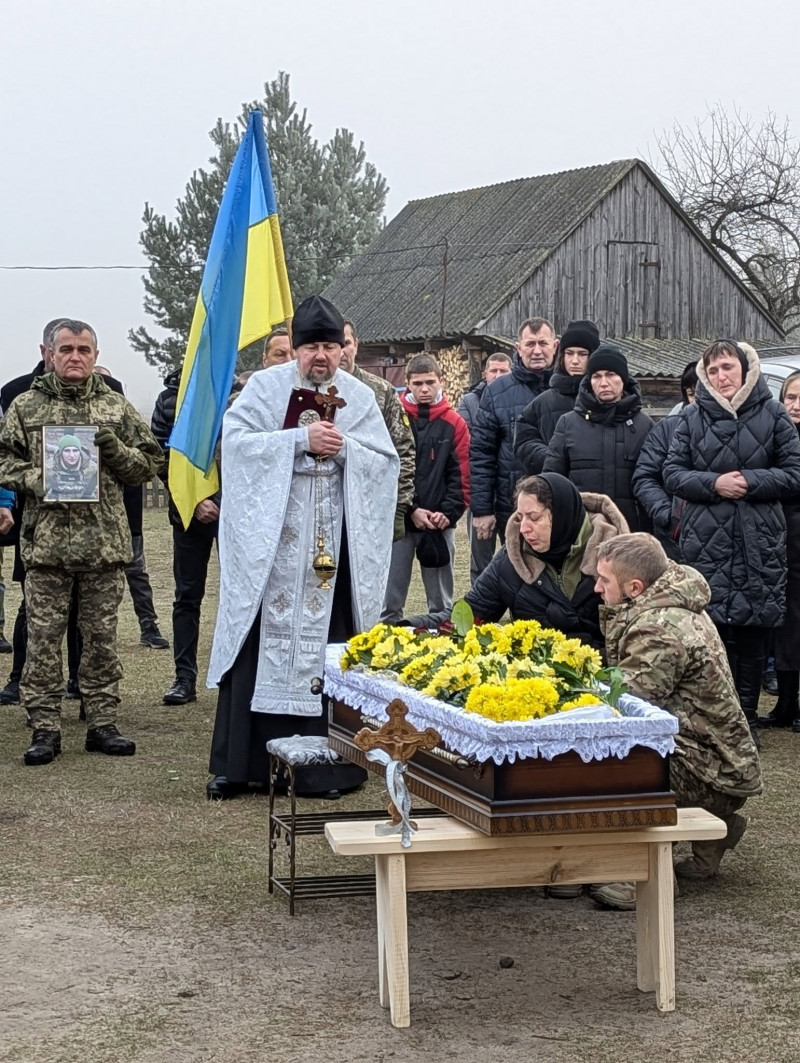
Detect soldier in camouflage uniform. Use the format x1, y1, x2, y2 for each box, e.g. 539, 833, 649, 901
0, 320, 163, 765
590, 533, 762, 906
340, 320, 416, 539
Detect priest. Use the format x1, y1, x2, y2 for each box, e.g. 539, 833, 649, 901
206, 295, 400, 799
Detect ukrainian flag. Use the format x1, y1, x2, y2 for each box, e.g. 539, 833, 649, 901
168, 109, 293, 529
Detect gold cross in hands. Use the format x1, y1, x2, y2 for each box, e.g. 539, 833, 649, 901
314, 385, 347, 422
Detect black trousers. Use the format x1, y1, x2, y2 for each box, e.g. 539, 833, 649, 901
172, 519, 217, 682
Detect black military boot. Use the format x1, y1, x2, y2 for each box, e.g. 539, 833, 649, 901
24, 729, 62, 766
736, 654, 765, 751
85, 724, 136, 756
140, 622, 169, 649
758, 670, 799, 729
163, 677, 196, 705
0, 679, 20, 705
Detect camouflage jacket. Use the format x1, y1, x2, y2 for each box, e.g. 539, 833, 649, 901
0, 373, 163, 571
601, 561, 762, 798
352, 366, 415, 512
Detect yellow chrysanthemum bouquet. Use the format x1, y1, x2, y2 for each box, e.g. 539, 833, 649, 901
340, 605, 626, 724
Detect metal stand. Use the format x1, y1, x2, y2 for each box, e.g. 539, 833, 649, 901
267, 750, 439, 915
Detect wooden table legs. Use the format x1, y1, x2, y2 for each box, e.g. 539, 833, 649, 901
636, 840, 676, 1011
375, 853, 411, 1027
373, 839, 677, 1026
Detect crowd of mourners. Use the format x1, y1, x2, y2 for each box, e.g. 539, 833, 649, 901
0, 303, 797, 912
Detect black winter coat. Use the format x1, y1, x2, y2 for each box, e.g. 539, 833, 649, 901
631, 411, 687, 560
470, 356, 551, 526
543, 378, 653, 531
663, 359, 800, 629
514, 370, 581, 475
464, 492, 628, 650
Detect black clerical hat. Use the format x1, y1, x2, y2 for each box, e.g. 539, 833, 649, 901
292, 295, 345, 348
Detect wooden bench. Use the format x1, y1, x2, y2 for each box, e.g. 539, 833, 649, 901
326, 808, 726, 1027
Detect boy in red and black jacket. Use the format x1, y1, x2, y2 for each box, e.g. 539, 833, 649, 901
380, 354, 470, 626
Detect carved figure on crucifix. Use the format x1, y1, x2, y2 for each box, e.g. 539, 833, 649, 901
354, 699, 441, 833
314, 386, 347, 422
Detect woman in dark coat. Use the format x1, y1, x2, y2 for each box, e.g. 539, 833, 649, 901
663, 341, 800, 741
543, 345, 653, 531
464, 472, 628, 650
759, 370, 800, 731
514, 320, 600, 475
631, 360, 698, 560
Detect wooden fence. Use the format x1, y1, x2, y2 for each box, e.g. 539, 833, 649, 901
144, 477, 168, 508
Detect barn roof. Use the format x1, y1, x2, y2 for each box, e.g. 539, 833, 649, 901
324, 159, 639, 342
324, 158, 782, 346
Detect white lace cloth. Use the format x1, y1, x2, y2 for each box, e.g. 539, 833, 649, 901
324, 645, 677, 766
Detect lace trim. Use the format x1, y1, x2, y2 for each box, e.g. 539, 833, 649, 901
324, 645, 677, 766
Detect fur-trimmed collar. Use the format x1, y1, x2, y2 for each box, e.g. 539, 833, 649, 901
504, 492, 629, 584
695, 342, 762, 417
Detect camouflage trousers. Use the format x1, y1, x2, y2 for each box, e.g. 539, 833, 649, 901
22, 565, 125, 731
670, 754, 747, 825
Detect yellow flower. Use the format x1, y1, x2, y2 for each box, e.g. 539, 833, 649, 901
465, 676, 560, 722
559, 692, 604, 711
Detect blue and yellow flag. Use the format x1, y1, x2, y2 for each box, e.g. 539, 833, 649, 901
168, 109, 293, 529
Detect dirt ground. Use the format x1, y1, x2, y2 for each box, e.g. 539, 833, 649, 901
2, 512, 800, 1063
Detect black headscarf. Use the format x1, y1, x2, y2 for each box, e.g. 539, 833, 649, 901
529, 473, 587, 567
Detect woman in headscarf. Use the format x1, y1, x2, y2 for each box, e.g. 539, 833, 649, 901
462, 472, 628, 650
663, 340, 800, 745
759, 370, 800, 732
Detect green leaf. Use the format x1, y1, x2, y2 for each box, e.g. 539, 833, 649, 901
451, 599, 474, 638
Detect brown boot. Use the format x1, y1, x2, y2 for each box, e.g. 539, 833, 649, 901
674, 814, 747, 880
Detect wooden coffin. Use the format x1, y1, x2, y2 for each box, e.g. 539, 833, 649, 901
329, 697, 678, 836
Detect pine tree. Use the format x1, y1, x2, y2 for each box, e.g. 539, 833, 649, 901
129, 72, 389, 374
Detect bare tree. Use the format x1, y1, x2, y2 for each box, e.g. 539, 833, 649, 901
654, 106, 800, 335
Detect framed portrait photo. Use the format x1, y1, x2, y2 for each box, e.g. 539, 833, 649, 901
42, 426, 101, 504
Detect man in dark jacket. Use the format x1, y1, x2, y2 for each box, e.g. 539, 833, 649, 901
663, 341, 800, 742
381, 354, 470, 625
470, 318, 557, 563
515, 320, 600, 475
151, 367, 222, 705
544, 345, 653, 531
631, 361, 698, 560
457, 352, 511, 581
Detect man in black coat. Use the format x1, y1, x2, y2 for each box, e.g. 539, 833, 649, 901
469, 318, 557, 566
151, 367, 221, 705
544, 345, 653, 532
515, 320, 600, 475
457, 352, 511, 581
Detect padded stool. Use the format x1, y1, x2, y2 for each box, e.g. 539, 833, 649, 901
267, 735, 438, 915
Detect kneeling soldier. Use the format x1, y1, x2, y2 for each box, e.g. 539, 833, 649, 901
591, 533, 762, 908
0, 319, 163, 764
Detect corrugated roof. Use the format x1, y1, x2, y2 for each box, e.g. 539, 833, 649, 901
323, 160, 638, 342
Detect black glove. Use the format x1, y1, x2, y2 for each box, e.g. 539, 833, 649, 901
94, 427, 124, 465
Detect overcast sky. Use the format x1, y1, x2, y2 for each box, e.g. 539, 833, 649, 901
2, 0, 799, 414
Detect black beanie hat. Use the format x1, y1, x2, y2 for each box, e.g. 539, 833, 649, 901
559, 320, 600, 355
291, 295, 345, 348
586, 344, 629, 384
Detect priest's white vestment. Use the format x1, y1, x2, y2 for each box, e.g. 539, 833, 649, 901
207, 362, 399, 715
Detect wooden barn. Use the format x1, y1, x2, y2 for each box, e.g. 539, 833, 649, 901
323, 158, 784, 409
